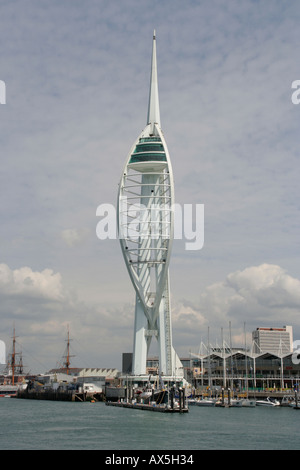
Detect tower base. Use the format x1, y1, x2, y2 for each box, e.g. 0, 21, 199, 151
120, 373, 189, 390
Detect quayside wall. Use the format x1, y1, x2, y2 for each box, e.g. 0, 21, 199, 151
16, 389, 104, 402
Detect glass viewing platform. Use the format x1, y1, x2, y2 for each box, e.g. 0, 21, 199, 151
129, 136, 167, 164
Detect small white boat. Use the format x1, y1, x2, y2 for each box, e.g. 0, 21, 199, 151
139, 388, 153, 399
187, 398, 198, 405
231, 398, 256, 407
195, 398, 216, 407
0, 384, 19, 397
256, 397, 280, 407
229, 398, 240, 407
281, 395, 295, 407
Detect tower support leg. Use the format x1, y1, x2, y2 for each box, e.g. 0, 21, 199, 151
132, 296, 148, 375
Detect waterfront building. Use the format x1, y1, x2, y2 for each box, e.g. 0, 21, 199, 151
189, 348, 300, 391
252, 326, 293, 355
117, 32, 183, 380
38, 367, 120, 392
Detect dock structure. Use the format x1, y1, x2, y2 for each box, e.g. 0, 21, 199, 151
293, 391, 300, 409
16, 388, 103, 402
106, 401, 188, 413
106, 377, 189, 413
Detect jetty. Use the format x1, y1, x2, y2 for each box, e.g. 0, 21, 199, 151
105, 380, 189, 413
16, 388, 103, 402
106, 401, 188, 413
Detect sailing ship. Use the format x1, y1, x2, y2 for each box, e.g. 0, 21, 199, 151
0, 327, 28, 397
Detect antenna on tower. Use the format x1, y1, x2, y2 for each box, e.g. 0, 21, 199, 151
147, 29, 161, 133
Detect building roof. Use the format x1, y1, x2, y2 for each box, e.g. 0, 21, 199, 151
46, 367, 119, 378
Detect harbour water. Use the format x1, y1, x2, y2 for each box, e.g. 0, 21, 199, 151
0, 398, 299, 451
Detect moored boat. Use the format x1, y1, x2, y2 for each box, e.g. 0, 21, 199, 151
281, 395, 295, 407
231, 398, 256, 407
195, 398, 215, 406
0, 384, 18, 397
256, 397, 280, 407
187, 398, 198, 405
0, 327, 29, 397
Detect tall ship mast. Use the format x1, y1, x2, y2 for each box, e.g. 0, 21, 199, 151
0, 327, 28, 397
60, 326, 75, 375
117, 32, 183, 379
7, 326, 24, 385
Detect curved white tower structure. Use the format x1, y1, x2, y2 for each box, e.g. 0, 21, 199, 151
117, 32, 183, 379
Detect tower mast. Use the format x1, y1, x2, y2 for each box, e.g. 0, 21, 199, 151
147, 30, 161, 132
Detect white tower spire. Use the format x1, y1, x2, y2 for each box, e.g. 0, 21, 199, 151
147, 30, 161, 132
117, 32, 183, 379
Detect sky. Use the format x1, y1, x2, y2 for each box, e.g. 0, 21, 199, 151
0, 0, 300, 373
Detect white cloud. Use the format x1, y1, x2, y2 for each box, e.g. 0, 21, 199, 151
172, 264, 300, 354
172, 299, 206, 331
61, 228, 89, 247
226, 264, 300, 309
0, 263, 64, 301
0, 260, 299, 372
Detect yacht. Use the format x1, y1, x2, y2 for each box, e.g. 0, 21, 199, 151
281, 395, 295, 407
256, 397, 280, 407
231, 398, 256, 407
195, 398, 216, 406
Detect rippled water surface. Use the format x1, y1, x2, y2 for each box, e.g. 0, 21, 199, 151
0, 398, 299, 450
